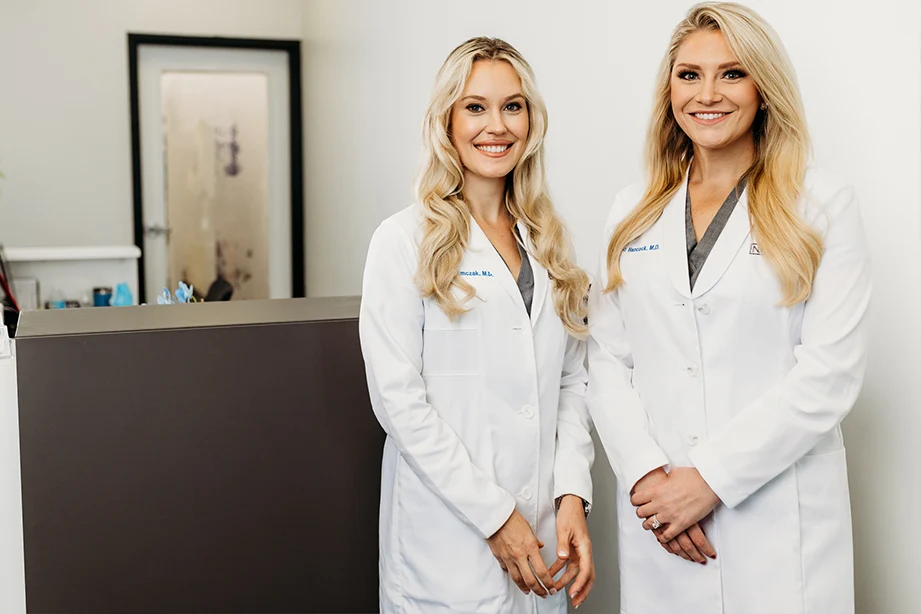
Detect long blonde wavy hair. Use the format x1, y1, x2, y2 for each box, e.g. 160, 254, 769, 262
415, 37, 589, 335
605, 2, 822, 305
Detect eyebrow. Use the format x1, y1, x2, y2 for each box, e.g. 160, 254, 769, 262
675, 62, 744, 70
460, 93, 525, 102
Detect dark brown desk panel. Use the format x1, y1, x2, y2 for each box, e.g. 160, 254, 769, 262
16, 300, 383, 613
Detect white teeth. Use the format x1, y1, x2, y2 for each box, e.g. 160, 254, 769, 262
476, 144, 511, 153
694, 113, 726, 120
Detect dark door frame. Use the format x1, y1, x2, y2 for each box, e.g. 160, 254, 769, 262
127, 33, 305, 303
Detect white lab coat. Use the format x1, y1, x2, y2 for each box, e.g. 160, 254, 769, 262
588, 168, 870, 614
360, 204, 595, 614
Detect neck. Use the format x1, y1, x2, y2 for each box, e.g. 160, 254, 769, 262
463, 172, 508, 223
689, 135, 756, 185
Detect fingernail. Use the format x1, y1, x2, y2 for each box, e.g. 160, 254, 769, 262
550, 588, 557, 595
558, 550, 567, 557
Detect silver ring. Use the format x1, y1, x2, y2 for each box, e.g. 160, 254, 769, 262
650, 514, 661, 530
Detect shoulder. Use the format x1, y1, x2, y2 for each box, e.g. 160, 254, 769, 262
366, 204, 425, 266
370, 204, 424, 248
800, 167, 861, 231
603, 181, 647, 235
802, 167, 854, 204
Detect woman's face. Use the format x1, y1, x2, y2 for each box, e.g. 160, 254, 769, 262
670, 29, 762, 154
450, 60, 530, 184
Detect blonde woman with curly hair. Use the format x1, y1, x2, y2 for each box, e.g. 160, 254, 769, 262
588, 3, 870, 613
359, 37, 595, 613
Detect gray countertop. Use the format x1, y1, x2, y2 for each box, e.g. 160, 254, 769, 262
15, 296, 361, 338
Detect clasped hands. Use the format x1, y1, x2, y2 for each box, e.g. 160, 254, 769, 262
630, 466, 720, 564
486, 495, 594, 608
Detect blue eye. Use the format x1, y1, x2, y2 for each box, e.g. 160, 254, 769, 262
677, 70, 698, 81
724, 69, 747, 80
504, 102, 523, 112
466, 103, 484, 113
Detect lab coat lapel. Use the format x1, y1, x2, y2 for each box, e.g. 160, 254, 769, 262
691, 187, 752, 297
468, 216, 526, 310
662, 178, 693, 299
516, 220, 548, 326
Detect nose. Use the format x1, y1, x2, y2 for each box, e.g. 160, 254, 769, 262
485, 107, 507, 134
696, 76, 723, 105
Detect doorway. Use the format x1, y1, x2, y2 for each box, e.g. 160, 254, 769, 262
128, 35, 304, 303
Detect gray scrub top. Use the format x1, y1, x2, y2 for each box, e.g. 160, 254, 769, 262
513, 225, 534, 316
484, 223, 534, 315
686, 176, 748, 290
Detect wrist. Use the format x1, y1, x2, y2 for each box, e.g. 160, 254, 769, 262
560, 494, 581, 508
556, 494, 591, 517
696, 470, 721, 507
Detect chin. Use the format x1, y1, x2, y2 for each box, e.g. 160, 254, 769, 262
690, 136, 732, 151
470, 164, 516, 179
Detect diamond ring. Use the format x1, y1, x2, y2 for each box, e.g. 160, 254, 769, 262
650, 514, 662, 530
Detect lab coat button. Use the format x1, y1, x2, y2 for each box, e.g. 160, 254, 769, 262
687, 435, 699, 446
685, 366, 699, 377
521, 487, 533, 500
521, 405, 535, 419
697, 304, 711, 315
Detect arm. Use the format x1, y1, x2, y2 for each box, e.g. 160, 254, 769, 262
689, 185, 871, 509
552, 333, 594, 507
590, 196, 717, 560
359, 218, 516, 538
550, 334, 596, 607
587, 201, 670, 493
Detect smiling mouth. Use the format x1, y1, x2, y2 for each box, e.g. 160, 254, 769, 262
475, 143, 512, 154
691, 112, 730, 122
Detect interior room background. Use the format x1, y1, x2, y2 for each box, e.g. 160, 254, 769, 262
0, 0, 918, 612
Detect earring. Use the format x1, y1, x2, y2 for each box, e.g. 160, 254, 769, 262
760, 102, 768, 110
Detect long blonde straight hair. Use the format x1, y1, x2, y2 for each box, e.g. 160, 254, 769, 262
605, 2, 822, 305
416, 37, 589, 335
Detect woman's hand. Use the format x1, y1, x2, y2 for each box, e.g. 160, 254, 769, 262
656, 523, 716, 564
548, 495, 594, 609
486, 509, 557, 598
631, 466, 668, 495
632, 468, 716, 563
632, 466, 720, 541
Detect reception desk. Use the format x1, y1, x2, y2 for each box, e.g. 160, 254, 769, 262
14, 297, 383, 613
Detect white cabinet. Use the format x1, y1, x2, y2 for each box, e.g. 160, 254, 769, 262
0, 330, 25, 613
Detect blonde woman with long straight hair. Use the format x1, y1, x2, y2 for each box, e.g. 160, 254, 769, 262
588, 3, 870, 612
359, 37, 595, 613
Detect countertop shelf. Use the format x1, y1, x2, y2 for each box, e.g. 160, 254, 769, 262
3, 246, 141, 262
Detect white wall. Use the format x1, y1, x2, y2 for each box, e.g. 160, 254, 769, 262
0, 0, 304, 248
302, 1, 921, 612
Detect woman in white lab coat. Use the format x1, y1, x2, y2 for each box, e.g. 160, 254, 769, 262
359, 37, 596, 613
588, 4, 870, 613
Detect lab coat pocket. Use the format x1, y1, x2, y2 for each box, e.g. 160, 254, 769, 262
794, 447, 854, 614
396, 463, 506, 609
422, 328, 481, 376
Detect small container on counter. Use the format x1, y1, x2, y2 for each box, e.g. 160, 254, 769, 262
93, 287, 113, 307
